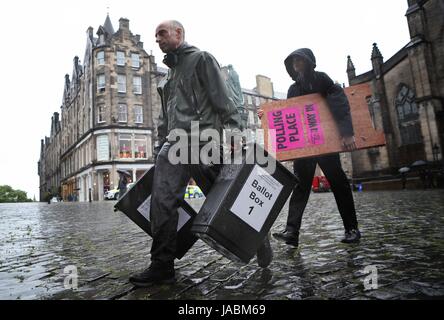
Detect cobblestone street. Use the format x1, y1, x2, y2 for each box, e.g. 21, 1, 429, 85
1, 190, 443, 300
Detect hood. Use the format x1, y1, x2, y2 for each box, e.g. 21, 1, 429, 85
284, 48, 317, 81
163, 42, 199, 68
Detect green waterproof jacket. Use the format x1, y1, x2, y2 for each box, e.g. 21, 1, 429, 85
156, 43, 242, 148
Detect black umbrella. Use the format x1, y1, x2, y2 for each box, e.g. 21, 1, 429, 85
411, 160, 427, 167
117, 170, 132, 177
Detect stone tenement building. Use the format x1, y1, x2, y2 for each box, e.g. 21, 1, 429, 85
38, 113, 61, 200
39, 15, 165, 201
347, 0, 443, 182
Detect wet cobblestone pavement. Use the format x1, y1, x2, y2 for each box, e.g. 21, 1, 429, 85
1, 190, 443, 300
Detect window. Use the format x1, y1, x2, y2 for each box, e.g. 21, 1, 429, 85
134, 105, 143, 123
118, 105, 127, 123
134, 135, 147, 159
131, 53, 140, 68
97, 74, 105, 92
400, 124, 422, 146
96, 135, 109, 161
255, 97, 261, 107
247, 95, 252, 105
97, 51, 105, 65
133, 76, 142, 94
248, 110, 256, 126
119, 134, 132, 159
395, 84, 422, 145
117, 51, 125, 66
117, 75, 126, 93
97, 105, 106, 123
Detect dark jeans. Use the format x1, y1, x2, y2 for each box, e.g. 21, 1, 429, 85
286, 153, 358, 234
150, 142, 221, 265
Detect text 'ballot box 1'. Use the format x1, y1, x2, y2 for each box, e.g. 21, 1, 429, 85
114, 166, 198, 259
191, 145, 298, 264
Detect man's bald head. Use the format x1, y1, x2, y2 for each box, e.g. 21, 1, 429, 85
155, 20, 185, 53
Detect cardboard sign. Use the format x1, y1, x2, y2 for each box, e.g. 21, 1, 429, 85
230, 165, 283, 232
260, 83, 386, 161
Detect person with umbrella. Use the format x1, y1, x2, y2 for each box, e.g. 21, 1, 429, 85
399, 167, 410, 189
411, 160, 428, 189
117, 170, 132, 199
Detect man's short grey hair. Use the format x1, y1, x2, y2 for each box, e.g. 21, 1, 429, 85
170, 20, 185, 40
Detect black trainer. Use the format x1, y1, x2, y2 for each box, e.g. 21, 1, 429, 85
341, 229, 361, 244
256, 234, 273, 268
273, 230, 299, 247
129, 263, 176, 287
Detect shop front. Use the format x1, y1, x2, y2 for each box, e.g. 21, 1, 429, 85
62, 178, 77, 201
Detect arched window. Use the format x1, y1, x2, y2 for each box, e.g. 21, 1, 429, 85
395, 84, 422, 145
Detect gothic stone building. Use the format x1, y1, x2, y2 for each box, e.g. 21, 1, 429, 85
346, 0, 443, 184
39, 15, 165, 201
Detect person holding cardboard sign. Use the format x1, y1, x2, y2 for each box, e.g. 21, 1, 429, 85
258, 48, 361, 247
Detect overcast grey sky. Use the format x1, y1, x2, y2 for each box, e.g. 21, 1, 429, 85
0, 0, 410, 200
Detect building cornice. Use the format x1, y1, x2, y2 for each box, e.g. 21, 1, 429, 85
60, 125, 154, 160
61, 159, 154, 183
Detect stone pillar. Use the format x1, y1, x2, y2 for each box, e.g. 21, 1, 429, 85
110, 167, 118, 191
88, 173, 94, 202
79, 176, 85, 202
419, 100, 443, 162
97, 171, 104, 201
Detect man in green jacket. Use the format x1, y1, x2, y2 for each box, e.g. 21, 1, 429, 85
129, 20, 272, 287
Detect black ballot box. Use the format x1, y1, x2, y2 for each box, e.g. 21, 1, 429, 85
114, 166, 198, 259
190, 144, 298, 264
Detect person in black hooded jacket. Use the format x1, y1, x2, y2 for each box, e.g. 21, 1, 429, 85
259, 48, 361, 246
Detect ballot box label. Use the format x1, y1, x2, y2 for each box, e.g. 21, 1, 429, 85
137, 195, 191, 231
303, 104, 325, 146
137, 195, 152, 221
230, 165, 283, 232
267, 107, 305, 152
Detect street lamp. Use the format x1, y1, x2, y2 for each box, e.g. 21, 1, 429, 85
432, 143, 439, 162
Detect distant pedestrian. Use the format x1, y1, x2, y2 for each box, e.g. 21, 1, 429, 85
419, 169, 427, 189
117, 170, 131, 199
401, 172, 407, 189
426, 169, 435, 188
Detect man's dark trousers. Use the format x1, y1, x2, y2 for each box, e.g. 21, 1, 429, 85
286, 153, 358, 234
149, 142, 222, 265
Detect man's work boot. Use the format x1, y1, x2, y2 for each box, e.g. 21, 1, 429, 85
341, 229, 361, 244
273, 230, 299, 247
256, 234, 273, 268
129, 262, 176, 287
